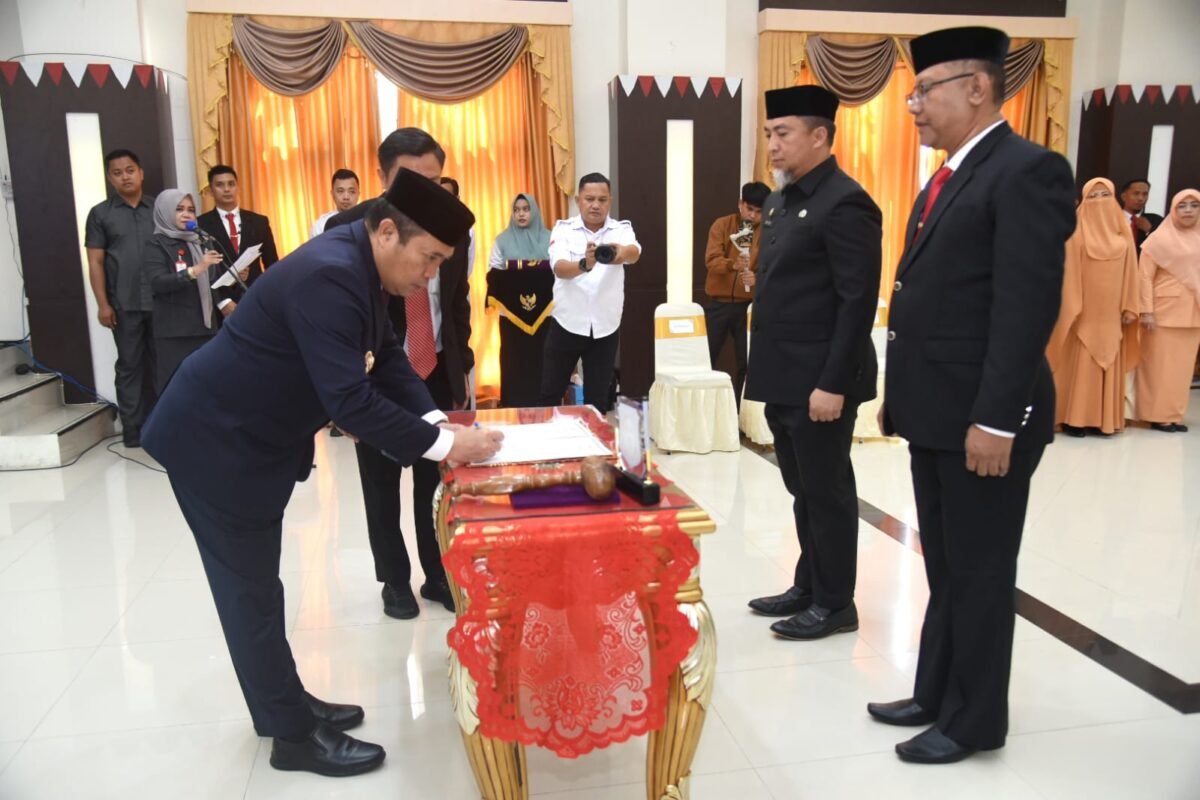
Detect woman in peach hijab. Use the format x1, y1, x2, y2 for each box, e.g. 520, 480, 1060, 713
1047, 178, 1140, 436
1136, 189, 1200, 432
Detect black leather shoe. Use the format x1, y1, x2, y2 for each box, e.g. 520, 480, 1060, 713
1150, 422, 1176, 433
382, 583, 419, 620
1060, 424, 1086, 438
748, 586, 812, 617
270, 721, 386, 777
304, 692, 365, 732
420, 581, 456, 613
123, 431, 141, 448
867, 698, 935, 727
770, 602, 858, 640
1174, 424, 1189, 433
895, 726, 977, 764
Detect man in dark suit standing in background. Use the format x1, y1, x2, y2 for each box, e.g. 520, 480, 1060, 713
142, 169, 502, 777
744, 86, 883, 641
326, 128, 473, 620
869, 27, 1077, 765
198, 164, 280, 298
1118, 178, 1163, 254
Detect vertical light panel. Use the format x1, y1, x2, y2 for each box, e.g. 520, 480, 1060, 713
1146, 125, 1175, 217
665, 119, 694, 305
66, 112, 119, 405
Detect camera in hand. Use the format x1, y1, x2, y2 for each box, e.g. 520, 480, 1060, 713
594, 244, 617, 264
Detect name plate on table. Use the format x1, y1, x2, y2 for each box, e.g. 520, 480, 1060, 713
616, 397, 660, 504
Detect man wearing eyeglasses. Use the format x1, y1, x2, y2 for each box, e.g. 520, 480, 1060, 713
870, 27, 1076, 765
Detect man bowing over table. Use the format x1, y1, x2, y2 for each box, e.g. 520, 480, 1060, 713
142, 169, 504, 778
870, 27, 1076, 764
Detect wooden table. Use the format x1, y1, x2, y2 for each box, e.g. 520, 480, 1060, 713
434, 406, 717, 800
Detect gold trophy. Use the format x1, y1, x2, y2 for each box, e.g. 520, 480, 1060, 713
729, 221, 754, 292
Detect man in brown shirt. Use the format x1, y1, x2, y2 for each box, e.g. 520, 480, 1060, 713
704, 181, 770, 401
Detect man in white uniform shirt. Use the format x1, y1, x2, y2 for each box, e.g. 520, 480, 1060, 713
310, 169, 360, 238
539, 173, 641, 412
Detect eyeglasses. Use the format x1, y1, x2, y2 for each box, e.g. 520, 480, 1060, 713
905, 72, 976, 107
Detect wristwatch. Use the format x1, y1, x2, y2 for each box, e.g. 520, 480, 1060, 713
578, 256, 592, 273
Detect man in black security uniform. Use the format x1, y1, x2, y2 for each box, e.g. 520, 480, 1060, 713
744, 86, 883, 641
142, 170, 503, 778
325, 128, 473, 619
868, 27, 1076, 764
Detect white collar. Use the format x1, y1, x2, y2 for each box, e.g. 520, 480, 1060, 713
572, 215, 614, 233
218, 207, 241, 217
945, 119, 1006, 171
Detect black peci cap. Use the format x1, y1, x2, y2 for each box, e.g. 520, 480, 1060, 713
383, 168, 475, 246
765, 85, 839, 121
910, 26, 1010, 74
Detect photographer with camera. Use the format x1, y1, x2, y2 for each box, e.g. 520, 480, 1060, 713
539, 173, 641, 412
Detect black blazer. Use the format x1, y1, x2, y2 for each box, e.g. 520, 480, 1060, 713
144, 235, 227, 338
197, 208, 280, 289
745, 156, 883, 405
142, 221, 440, 517
326, 199, 474, 407
883, 123, 1076, 451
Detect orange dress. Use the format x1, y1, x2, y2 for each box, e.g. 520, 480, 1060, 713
1135, 189, 1200, 425
1047, 180, 1140, 433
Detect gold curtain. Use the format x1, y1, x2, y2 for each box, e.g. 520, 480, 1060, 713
796, 61, 919, 322
223, 46, 381, 258
361, 19, 573, 208
394, 60, 543, 401
187, 13, 233, 197
1042, 38, 1073, 155
755, 31, 808, 183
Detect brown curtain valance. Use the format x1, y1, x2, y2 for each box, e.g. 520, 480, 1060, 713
348, 21, 529, 102
805, 35, 898, 107
1003, 39, 1044, 101
231, 17, 346, 96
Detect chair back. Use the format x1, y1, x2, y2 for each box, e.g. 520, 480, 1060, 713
653, 302, 712, 374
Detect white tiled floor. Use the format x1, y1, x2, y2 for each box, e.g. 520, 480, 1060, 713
1, 403, 1199, 798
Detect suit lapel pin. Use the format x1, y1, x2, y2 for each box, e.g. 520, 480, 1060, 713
799, 209, 808, 218
768, 208, 775, 217
364, 351, 375, 374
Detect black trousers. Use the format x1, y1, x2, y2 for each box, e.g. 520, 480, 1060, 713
537, 318, 619, 413
356, 358, 453, 587
765, 400, 861, 610
704, 301, 749, 401
113, 310, 157, 432
909, 444, 1044, 750
169, 475, 316, 739
154, 335, 213, 395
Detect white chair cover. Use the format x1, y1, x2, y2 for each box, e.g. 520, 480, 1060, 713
649, 303, 739, 453
738, 304, 774, 446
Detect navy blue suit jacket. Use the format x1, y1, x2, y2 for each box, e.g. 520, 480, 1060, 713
143, 221, 440, 516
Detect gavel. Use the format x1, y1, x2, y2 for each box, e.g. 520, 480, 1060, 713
451, 456, 616, 500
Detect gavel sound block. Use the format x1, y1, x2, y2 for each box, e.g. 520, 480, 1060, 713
451, 456, 616, 500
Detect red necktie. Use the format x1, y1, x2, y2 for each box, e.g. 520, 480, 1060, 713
917, 166, 954, 235
405, 288, 437, 380
1130, 215, 1139, 241
226, 212, 240, 252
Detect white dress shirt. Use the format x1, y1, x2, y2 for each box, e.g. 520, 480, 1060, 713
943, 118, 1015, 438
310, 210, 337, 239
546, 215, 641, 338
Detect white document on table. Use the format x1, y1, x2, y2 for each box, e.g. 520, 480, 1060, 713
211, 243, 262, 289
473, 418, 611, 465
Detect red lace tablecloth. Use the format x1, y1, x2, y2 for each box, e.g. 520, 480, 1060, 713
443, 507, 700, 758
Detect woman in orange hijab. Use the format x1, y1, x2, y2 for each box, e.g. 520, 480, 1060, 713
1136, 188, 1200, 432
1047, 178, 1140, 436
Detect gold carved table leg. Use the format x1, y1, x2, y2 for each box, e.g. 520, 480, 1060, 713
645, 580, 716, 800
437, 485, 529, 800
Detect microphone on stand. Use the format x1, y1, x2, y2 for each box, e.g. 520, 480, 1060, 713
186, 220, 248, 292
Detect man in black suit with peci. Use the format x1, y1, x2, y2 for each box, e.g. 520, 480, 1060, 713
869, 26, 1077, 765
142, 169, 502, 778
744, 85, 883, 641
